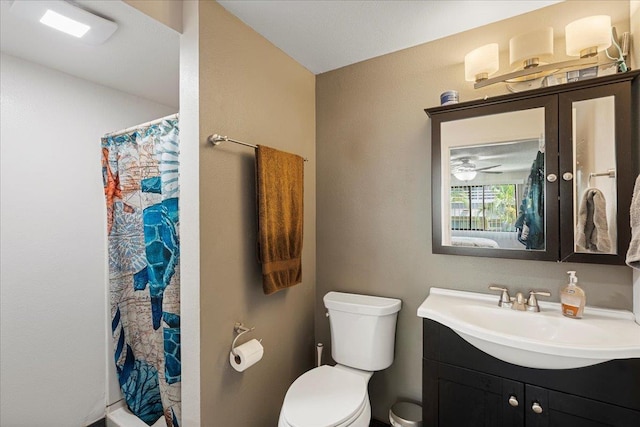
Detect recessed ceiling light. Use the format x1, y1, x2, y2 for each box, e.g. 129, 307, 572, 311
10, 0, 118, 45
39, 9, 91, 38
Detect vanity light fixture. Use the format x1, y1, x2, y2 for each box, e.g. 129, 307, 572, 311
465, 15, 622, 90
509, 27, 554, 70
9, 0, 118, 45
464, 43, 499, 83
565, 15, 612, 58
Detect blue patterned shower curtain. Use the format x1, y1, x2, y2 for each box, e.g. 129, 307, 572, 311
102, 117, 181, 426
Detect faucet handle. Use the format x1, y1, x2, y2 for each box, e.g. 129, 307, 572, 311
489, 285, 512, 308
527, 290, 551, 312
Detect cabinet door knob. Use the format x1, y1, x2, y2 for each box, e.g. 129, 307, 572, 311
508, 395, 519, 407
562, 172, 574, 181
546, 174, 557, 182
532, 402, 543, 414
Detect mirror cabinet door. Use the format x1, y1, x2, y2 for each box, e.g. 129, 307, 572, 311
429, 74, 637, 264
432, 96, 559, 260
559, 82, 632, 264
572, 96, 617, 255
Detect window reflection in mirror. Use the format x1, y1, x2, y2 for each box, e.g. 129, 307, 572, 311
573, 96, 617, 255
441, 108, 546, 251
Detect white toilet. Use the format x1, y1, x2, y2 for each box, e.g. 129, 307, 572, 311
279, 291, 402, 427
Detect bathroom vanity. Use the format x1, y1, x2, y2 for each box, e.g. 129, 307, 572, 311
418, 289, 640, 426
422, 319, 640, 426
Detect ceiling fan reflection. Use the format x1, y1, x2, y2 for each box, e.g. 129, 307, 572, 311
452, 158, 502, 174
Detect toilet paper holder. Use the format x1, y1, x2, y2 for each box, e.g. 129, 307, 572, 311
231, 322, 261, 358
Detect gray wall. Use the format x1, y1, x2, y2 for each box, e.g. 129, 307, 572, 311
198, 2, 316, 425
316, 1, 634, 422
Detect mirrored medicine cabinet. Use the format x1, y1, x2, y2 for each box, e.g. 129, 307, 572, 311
425, 70, 640, 264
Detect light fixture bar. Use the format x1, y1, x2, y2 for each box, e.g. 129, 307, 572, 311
474, 57, 597, 89
39, 9, 90, 38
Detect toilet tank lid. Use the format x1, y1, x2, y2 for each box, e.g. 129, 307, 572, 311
324, 292, 402, 316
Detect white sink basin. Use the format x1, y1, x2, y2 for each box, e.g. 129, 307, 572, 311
417, 287, 640, 369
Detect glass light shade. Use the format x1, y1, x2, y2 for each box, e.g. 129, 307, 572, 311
509, 27, 554, 68
454, 170, 477, 181
565, 15, 611, 57
465, 43, 499, 82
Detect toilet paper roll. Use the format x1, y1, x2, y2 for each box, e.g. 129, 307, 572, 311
230, 338, 264, 372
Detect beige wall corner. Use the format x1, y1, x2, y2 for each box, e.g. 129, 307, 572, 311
179, 0, 200, 425
123, 0, 183, 33
631, 1, 639, 70
198, 1, 316, 425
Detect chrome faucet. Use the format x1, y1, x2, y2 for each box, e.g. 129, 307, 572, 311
488, 285, 513, 309
489, 286, 550, 312
512, 292, 527, 311
526, 290, 551, 312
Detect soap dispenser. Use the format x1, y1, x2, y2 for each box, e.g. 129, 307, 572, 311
561, 271, 586, 319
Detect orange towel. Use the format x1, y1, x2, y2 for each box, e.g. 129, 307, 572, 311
256, 145, 304, 295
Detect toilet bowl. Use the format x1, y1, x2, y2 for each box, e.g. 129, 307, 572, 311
278, 292, 402, 427
278, 365, 372, 427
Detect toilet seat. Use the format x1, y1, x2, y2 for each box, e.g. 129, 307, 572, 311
281, 365, 368, 427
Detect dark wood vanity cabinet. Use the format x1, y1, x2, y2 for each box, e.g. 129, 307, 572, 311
425, 70, 640, 265
422, 319, 640, 426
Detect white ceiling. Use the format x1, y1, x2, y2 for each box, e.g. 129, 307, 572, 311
0, 0, 180, 108
218, 0, 563, 74
0, 0, 568, 107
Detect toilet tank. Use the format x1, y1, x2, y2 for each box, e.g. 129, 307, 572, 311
324, 292, 402, 371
